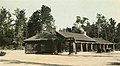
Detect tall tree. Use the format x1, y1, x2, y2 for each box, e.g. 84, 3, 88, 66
84, 22, 98, 38
108, 18, 116, 42
71, 16, 88, 34
0, 7, 13, 48
84, 21, 92, 36
96, 13, 108, 38
27, 10, 41, 37
40, 5, 55, 33
14, 8, 27, 48
115, 23, 120, 43
76, 16, 88, 28
98, 15, 108, 40
74, 16, 81, 31
27, 5, 55, 37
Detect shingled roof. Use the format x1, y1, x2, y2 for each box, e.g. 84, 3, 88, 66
24, 32, 57, 42
93, 38, 113, 44
56, 31, 96, 42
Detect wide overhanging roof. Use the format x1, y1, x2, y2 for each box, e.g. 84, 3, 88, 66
57, 31, 96, 42
93, 38, 113, 44
24, 32, 57, 42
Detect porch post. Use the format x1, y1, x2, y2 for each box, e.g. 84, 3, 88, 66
106, 44, 108, 48
113, 44, 115, 51
86, 43, 88, 51
99, 44, 101, 49
103, 44, 105, 51
73, 42, 77, 54
69, 39, 73, 55
91, 43, 93, 51
81, 43, 83, 52
95, 44, 97, 51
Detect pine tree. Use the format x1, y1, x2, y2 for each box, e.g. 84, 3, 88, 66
0, 7, 13, 48
14, 8, 27, 49
27, 5, 55, 37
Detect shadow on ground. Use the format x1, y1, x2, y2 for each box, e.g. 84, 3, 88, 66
107, 61, 120, 65
0, 59, 72, 66
57, 54, 114, 57
80, 55, 114, 57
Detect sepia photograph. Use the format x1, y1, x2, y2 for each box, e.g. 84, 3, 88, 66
0, 0, 120, 66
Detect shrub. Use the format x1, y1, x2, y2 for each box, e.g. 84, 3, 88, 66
0, 51, 6, 56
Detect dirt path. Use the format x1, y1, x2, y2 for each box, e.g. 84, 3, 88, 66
0, 50, 120, 66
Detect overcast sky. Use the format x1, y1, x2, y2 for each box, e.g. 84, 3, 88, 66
0, 0, 120, 29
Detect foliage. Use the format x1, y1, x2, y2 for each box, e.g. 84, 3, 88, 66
0, 6, 120, 50
61, 16, 88, 34
107, 18, 116, 42
0, 7, 13, 48
27, 5, 55, 37
0, 51, 6, 56
27, 10, 41, 37
41, 5, 55, 33
14, 8, 27, 49
73, 16, 88, 33
60, 14, 120, 43
115, 23, 120, 43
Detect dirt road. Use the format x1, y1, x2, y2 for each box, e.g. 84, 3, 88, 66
0, 50, 120, 66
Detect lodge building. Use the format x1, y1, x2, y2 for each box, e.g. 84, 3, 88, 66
24, 31, 120, 54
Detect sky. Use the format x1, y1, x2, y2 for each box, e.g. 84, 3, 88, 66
0, 0, 120, 29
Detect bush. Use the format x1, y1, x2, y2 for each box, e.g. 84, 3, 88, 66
0, 51, 6, 56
